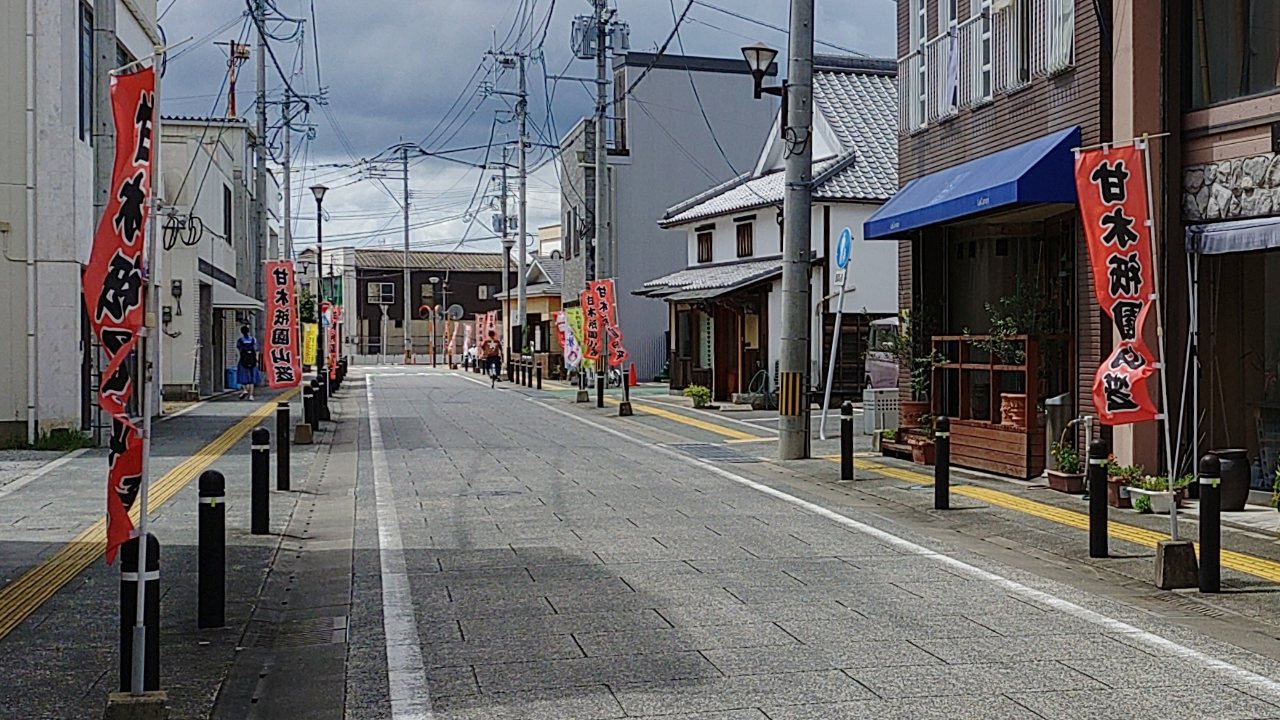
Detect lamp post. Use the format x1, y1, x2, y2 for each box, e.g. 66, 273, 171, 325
501, 237, 515, 372
743, 22, 814, 461
310, 184, 328, 390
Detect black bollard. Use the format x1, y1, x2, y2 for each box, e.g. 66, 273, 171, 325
536, 364, 543, 391
1088, 439, 1109, 558
507, 360, 514, 382
276, 402, 290, 492
198, 471, 226, 629
933, 416, 950, 510
317, 376, 331, 422
251, 427, 270, 535
597, 373, 605, 408
302, 382, 316, 429
841, 400, 854, 481
619, 368, 633, 416
120, 533, 160, 692
1199, 453, 1221, 593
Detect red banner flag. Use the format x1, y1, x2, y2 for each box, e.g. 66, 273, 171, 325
264, 260, 301, 388
1075, 145, 1159, 425
82, 67, 155, 563
580, 289, 601, 360
585, 280, 629, 366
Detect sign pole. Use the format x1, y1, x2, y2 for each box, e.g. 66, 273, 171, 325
131, 46, 163, 696
819, 228, 853, 442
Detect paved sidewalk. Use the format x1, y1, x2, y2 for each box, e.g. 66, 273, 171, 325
0, 390, 319, 718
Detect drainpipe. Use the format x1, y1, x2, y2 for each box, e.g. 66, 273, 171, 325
25, 0, 37, 445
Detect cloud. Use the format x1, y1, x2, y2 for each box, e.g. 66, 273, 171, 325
159, 0, 895, 253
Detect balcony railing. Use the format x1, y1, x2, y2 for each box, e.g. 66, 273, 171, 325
898, 51, 925, 133
956, 14, 988, 108
924, 33, 956, 124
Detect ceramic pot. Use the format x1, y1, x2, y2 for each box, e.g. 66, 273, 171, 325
1000, 393, 1027, 428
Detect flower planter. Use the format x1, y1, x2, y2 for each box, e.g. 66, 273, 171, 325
900, 400, 930, 429
908, 438, 935, 466
1047, 469, 1086, 494
1128, 488, 1184, 514
1106, 477, 1132, 509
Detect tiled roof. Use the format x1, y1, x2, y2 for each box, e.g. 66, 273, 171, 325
660, 59, 898, 227
637, 257, 783, 301
354, 250, 505, 272
531, 256, 564, 286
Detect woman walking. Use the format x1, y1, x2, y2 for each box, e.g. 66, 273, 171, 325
236, 325, 261, 400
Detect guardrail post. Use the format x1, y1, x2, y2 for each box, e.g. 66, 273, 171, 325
198, 471, 225, 629
1088, 439, 1109, 558
841, 400, 854, 481
933, 416, 950, 510
120, 533, 160, 691
1199, 453, 1221, 593
276, 402, 290, 491
251, 427, 270, 535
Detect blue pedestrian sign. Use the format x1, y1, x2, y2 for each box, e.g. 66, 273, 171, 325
835, 227, 852, 269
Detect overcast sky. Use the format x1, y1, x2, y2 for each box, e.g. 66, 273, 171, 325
159, 0, 895, 255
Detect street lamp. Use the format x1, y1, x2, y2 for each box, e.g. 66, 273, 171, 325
500, 237, 515, 375
741, 42, 786, 138
310, 184, 328, 392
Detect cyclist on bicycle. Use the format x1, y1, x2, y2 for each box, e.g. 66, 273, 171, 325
480, 331, 503, 386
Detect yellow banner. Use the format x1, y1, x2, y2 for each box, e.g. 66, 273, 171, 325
565, 307, 593, 370
302, 323, 318, 365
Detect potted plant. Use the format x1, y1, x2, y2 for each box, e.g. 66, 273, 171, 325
1129, 474, 1194, 514
1047, 441, 1085, 494
906, 427, 935, 466
887, 311, 947, 429
1105, 461, 1144, 509
683, 384, 712, 409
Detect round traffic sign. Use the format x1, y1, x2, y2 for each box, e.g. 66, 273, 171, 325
836, 227, 852, 269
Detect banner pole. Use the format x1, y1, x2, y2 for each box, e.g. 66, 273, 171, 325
1140, 137, 1178, 542
130, 47, 162, 696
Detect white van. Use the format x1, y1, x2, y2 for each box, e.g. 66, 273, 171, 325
864, 317, 900, 389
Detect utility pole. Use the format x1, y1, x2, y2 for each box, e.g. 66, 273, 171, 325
516, 54, 529, 354
777, 0, 816, 460
282, 93, 292, 260
254, 0, 269, 325
499, 146, 514, 368
89, 0, 117, 445
402, 145, 412, 362
593, 0, 612, 376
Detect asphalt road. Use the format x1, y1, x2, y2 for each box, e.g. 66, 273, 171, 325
337, 369, 1280, 719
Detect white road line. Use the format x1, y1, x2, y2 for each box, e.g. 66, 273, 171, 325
531, 396, 1280, 698
366, 377, 435, 720
0, 448, 91, 502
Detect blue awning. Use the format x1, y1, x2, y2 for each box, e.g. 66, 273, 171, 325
864, 126, 1081, 239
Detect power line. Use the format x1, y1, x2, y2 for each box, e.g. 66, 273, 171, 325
691, 1, 870, 57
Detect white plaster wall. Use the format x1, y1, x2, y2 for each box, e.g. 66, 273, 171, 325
823, 203, 898, 315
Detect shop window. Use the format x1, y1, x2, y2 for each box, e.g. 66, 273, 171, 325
736, 223, 753, 258
697, 231, 713, 264
478, 285, 490, 300
1191, 0, 1280, 107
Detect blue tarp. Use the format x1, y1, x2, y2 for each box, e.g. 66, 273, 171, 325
864, 126, 1081, 239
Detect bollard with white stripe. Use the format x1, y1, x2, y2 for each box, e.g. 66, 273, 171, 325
840, 400, 854, 481
119, 533, 160, 692
1199, 453, 1221, 593
933, 416, 950, 510
198, 471, 226, 629
251, 427, 270, 535
1088, 439, 1109, 558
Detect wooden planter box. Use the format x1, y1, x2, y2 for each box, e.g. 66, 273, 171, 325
1107, 478, 1132, 509
907, 437, 936, 466
949, 419, 1046, 479
1047, 470, 1086, 494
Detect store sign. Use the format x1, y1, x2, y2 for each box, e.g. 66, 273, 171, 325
264, 260, 300, 388
1074, 145, 1159, 425
82, 66, 154, 564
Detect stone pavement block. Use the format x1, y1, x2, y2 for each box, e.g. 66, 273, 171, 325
847, 661, 1106, 699
546, 587, 745, 614
960, 608, 1108, 637
1059, 654, 1275, 689
429, 685, 626, 720
702, 640, 942, 676
473, 650, 721, 693
458, 609, 670, 643
911, 633, 1148, 664
573, 622, 798, 658
421, 632, 584, 668
656, 599, 860, 628
760, 695, 1044, 720
629, 711, 768, 720
777, 615, 996, 645
1008, 686, 1280, 720
612, 671, 875, 716
440, 575, 635, 604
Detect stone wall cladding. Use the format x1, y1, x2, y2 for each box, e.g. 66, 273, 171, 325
1184, 152, 1280, 221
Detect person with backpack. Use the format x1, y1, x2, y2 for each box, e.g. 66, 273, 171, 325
236, 325, 261, 400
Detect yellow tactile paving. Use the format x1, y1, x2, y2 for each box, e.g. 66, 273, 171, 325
831, 457, 1280, 585
0, 392, 294, 640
